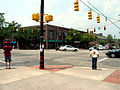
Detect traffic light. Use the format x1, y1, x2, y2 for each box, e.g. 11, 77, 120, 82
32, 13, 40, 22
74, 0, 79, 11
45, 15, 53, 22
13, 26, 16, 33
32, 29, 34, 34
96, 15, 100, 23
104, 26, 106, 30
94, 28, 96, 32
90, 31, 93, 34
22, 28, 25, 34
88, 10, 92, 19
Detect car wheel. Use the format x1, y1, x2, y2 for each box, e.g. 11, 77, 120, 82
64, 49, 67, 51
73, 49, 78, 52
111, 54, 115, 58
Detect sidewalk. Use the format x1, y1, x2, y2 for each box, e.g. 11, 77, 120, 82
0, 65, 120, 90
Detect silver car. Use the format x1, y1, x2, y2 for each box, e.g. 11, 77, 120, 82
59, 45, 79, 52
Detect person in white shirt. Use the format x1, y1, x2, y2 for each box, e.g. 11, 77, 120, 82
90, 47, 99, 70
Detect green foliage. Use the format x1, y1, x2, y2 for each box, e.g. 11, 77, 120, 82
66, 28, 81, 42
0, 13, 41, 49
81, 33, 97, 42
98, 40, 107, 46
106, 34, 114, 44
0, 13, 5, 23
118, 39, 120, 47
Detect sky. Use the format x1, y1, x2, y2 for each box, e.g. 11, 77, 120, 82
0, 0, 120, 38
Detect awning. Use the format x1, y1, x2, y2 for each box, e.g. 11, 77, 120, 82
48, 39, 56, 42
58, 40, 63, 42
11, 41, 16, 44
4, 41, 10, 44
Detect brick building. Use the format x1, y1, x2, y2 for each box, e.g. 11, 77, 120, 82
26, 24, 71, 49
25, 24, 87, 49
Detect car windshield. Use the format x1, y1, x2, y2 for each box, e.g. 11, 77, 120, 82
66, 45, 73, 48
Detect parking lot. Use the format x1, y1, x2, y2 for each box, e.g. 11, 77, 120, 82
0, 49, 120, 69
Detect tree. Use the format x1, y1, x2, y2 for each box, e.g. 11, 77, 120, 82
106, 34, 114, 45
98, 40, 108, 46
81, 33, 97, 48
0, 13, 7, 48
65, 28, 81, 45
0, 13, 41, 49
118, 39, 120, 47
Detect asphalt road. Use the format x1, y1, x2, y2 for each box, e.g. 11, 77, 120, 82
0, 49, 120, 69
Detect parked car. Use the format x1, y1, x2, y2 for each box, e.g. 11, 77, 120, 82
104, 45, 110, 50
55, 47, 59, 51
55, 45, 64, 51
89, 46, 99, 51
109, 46, 116, 50
59, 45, 79, 52
98, 46, 106, 50
106, 49, 120, 58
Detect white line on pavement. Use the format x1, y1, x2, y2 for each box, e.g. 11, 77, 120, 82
0, 60, 5, 64
98, 57, 108, 63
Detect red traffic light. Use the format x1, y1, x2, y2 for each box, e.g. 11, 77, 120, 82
94, 28, 96, 32
104, 26, 106, 30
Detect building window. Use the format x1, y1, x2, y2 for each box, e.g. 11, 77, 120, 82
58, 31, 62, 39
49, 30, 54, 38
63, 32, 68, 39
43, 31, 45, 37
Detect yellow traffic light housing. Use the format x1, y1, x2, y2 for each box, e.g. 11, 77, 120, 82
23, 28, 25, 33
32, 29, 34, 34
45, 15, 53, 22
74, 0, 79, 11
88, 10, 92, 19
32, 13, 40, 22
96, 15, 100, 23
13, 26, 15, 32
32, 13, 53, 23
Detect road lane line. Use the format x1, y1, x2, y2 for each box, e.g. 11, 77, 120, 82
0, 60, 5, 64
98, 57, 108, 63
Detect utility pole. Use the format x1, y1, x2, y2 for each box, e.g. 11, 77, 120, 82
40, 0, 44, 69
32, 0, 53, 69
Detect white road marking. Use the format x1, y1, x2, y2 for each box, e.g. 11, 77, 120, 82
98, 57, 108, 63
0, 60, 5, 64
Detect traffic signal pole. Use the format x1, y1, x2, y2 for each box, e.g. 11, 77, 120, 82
40, 0, 44, 69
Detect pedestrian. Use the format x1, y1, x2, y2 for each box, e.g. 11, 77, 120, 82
3, 41, 12, 69
90, 46, 99, 70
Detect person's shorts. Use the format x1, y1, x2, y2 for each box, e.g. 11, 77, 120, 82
5, 56, 11, 62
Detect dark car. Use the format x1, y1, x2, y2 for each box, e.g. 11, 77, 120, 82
106, 49, 120, 58
55, 47, 60, 51
55, 45, 64, 51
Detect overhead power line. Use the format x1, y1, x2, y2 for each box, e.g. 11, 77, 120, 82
78, 20, 120, 30
81, 0, 120, 30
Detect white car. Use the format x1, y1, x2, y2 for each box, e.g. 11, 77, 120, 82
98, 46, 106, 50
59, 45, 79, 52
